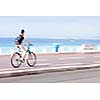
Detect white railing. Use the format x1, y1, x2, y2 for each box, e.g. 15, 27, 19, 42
0, 44, 100, 55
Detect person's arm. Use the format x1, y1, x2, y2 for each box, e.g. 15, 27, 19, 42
24, 35, 32, 45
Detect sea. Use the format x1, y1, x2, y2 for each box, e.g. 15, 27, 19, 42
0, 38, 100, 54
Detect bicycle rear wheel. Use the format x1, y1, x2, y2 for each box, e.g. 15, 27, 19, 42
11, 52, 21, 68
26, 52, 36, 67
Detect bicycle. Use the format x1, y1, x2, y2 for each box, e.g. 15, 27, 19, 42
11, 44, 37, 68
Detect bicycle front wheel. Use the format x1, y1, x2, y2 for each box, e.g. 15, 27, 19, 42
26, 52, 36, 67
11, 52, 21, 68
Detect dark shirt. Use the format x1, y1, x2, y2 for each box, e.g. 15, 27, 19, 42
15, 35, 24, 45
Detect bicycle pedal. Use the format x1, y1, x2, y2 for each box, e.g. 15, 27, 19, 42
20, 59, 25, 63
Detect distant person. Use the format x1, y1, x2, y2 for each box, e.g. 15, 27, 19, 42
55, 44, 60, 52
15, 29, 32, 62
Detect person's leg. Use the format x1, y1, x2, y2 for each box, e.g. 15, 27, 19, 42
19, 44, 26, 61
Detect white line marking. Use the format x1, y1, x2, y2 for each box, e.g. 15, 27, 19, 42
1, 63, 100, 75
58, 57, 85, 60
35, 64, 100, 71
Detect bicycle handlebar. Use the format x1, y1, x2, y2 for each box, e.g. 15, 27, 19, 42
24, 43, 33, 46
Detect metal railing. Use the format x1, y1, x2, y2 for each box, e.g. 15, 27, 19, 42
0, 44, 100, 55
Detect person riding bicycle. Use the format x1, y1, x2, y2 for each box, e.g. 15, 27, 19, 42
15, 29, 32, 62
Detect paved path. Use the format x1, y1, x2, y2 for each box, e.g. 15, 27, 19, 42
1, 53, 100, 70
0, 53, 100, 82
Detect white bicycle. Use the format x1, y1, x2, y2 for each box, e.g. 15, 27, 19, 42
11, 44, 37, 68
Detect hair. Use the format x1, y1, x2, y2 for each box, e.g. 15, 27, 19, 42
21, 29, 25, 34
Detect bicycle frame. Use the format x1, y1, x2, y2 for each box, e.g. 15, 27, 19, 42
17, 44, 32, 60
25, 44, 32, 59
26, 44, 31, 54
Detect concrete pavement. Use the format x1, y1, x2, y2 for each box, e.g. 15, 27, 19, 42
0, 53, 100, 79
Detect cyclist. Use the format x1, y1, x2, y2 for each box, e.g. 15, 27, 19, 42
15, 29, 32, 62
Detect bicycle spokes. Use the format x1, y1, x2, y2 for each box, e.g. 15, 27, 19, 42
11, 52, 21, 68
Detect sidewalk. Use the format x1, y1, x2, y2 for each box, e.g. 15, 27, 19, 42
0, 52, 100, 78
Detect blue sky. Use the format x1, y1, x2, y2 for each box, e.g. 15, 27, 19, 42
0, 16, 100, 39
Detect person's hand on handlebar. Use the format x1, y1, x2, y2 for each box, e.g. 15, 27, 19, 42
29, 43, 33, 46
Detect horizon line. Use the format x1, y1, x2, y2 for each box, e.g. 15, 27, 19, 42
0, 37, 100, 40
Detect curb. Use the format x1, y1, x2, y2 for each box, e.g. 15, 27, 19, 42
0, 64, 100, 78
